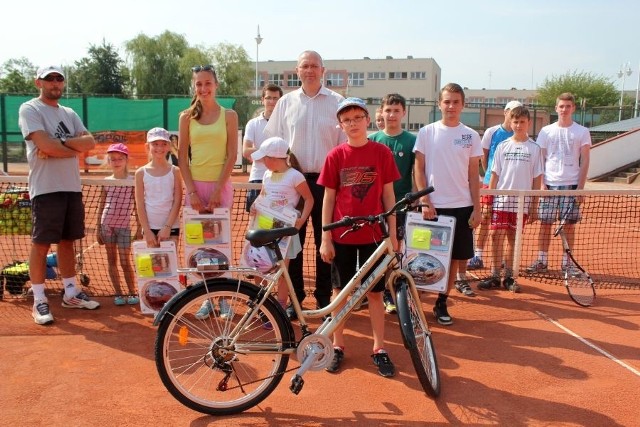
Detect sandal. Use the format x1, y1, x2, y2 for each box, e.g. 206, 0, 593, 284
454, 280, 476, 297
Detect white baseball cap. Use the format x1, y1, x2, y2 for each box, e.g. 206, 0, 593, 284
504, 100, 523, 111
251, 137, 289, 161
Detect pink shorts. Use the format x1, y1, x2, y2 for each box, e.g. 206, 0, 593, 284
489, 210, 528, 231
187, 181, 234, 209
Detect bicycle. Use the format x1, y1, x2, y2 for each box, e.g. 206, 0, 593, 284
153, 187, 440, 415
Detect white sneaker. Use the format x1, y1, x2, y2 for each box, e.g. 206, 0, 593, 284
33, 299, 54, 325
61, 292, 100, 310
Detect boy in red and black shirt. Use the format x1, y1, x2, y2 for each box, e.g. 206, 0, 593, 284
319, 97, 400, 377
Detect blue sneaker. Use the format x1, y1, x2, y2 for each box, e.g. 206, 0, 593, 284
114, 295, 126, 306
219, 299, 234, 319
126, 295, 140, 305
195, 300, 214, 320
467, 256, 484, 270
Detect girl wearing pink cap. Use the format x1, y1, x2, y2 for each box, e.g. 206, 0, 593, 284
96, 143, 141, 305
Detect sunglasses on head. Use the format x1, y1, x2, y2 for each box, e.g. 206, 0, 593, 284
41, 74, 65, 82
191, 65, 215, 72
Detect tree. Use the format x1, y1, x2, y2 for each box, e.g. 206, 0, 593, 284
536, 71, 618, 108
0, 57, 37, 94
208, 43, 253, 96
71, 40, 126, 96
125, 31, 195, 97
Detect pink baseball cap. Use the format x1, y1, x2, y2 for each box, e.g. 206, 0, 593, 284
107, 143, 129, 156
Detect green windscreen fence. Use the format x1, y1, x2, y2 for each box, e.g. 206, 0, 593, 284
1, 95, 241, 143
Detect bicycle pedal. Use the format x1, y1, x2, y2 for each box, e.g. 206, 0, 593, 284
289, 374, 304, 395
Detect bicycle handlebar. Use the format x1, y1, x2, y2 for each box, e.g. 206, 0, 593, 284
322, 186, 434, 232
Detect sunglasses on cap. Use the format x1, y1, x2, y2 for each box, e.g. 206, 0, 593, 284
191, 65, 215, 72
41, 75, 65, 82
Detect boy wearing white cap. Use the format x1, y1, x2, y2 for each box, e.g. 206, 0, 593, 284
318, 97, 400, 377
467, 100, 522, 275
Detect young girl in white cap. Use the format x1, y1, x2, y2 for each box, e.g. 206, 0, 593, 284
135, 127, 183, 249
249, 136, 314, 307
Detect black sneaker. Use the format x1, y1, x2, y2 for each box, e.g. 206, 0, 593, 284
503, 277, 521, 293
383, 291, 397, 314
477, 277, 501, 290
285, 304, 297, 321
433, 301, 453, 326
371, 351, 396, 377
326, 348, 344, 373
454, 280, 475, 297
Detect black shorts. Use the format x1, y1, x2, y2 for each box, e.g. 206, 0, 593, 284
150, 228, 181, 237
436, 206, 474, 260
331, 242, 385, 293
245, 179, 262, 212
31, 192, 85, 244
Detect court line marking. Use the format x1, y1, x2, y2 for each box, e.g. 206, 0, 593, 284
535, 311, 640, 377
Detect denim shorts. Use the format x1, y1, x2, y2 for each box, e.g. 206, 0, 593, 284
538, 185, 580, 224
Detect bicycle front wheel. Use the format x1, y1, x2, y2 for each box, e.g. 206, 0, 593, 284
155, 280, 294, 415
395, 278, 441, 397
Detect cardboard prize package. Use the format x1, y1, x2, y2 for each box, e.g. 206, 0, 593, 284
183, 207, 232, 279
132, 240, 180, 314
239, 197, 298, 270
404, 212, 456, 293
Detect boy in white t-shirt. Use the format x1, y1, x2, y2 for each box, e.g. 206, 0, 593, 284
526, 93, 591, 275
477, 106, 543, 293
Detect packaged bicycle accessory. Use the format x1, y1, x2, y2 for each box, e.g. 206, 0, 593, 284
132, 240, 180, 315
404, 212, 456, 293
183, 208, 232, 279
239, 198, 298, 270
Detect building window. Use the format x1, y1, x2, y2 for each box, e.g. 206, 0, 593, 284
367, 71, 386, 80
408, 97, 426, 104
389, 72, 408, 80
410, 71, 426, 80
325, 72, 344, 87
269, 73, 284, 86
287, 73, 300, 87
467, 97, 484, 107
348, 72, 364, 87
409, 123, 425, 131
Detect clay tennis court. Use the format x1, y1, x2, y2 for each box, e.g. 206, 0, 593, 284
1, 277, 638, 425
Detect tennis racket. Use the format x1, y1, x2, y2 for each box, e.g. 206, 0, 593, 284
553, 200, 595, 307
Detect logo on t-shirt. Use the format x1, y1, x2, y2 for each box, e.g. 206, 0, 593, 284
340, 166, 377, 202
454, 133, 473, 148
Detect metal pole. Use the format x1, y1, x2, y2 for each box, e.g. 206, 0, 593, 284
635, 61, 640, 118
618, 62, 632, 121
255, 26, 263, 98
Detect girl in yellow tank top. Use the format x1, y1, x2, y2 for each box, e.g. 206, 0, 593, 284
178, 65, 239, 212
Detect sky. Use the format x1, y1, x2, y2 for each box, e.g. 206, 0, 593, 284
2, 0, 639, 91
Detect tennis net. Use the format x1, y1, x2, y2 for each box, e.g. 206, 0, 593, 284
1, 177, 638, 299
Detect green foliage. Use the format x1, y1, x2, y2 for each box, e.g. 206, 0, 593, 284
209, 43, 253, 96
536, 71, 618, 109
0, 58, 37, 94
125, 31, 194, 97
71, 40, 125, 96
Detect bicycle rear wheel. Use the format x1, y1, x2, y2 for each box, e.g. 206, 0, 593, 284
395, 278, 441, 397
155, 279, 294, 415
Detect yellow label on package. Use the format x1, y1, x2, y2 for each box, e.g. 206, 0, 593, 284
411, 228, 431, 250
185, 221, 204, 245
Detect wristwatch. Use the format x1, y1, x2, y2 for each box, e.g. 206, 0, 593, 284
60, 137, 67, 145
